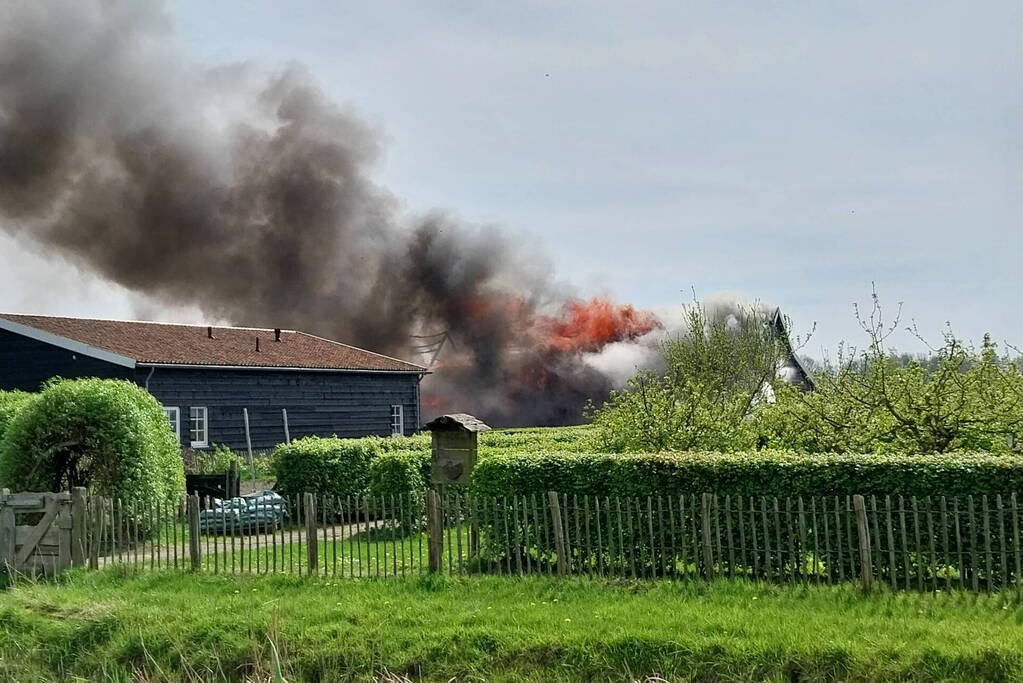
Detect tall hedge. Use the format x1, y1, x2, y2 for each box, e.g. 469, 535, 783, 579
271, 437, 376, 499
471, 450, 1023, 498
0, 378, 184, 506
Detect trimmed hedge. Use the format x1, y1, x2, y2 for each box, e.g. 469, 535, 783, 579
471, 450, 1023, 498
367, 449, 430, 507
0, 390, 33, 443
0, 378, 184, 507
271, 437, 376, 499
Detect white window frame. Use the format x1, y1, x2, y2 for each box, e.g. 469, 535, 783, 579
390, 404, 404, 437
163, 407, 180, 443
189, 406, 209, 448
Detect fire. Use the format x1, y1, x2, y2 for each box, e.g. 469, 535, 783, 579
538, 298, 660, 353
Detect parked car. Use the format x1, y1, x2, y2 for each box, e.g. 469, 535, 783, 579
198, 490, 289, 534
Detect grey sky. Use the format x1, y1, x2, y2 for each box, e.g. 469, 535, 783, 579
1, 0, 1019, 357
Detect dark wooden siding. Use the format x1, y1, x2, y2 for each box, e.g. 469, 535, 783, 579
0, 328, 132, 390
145, 367, 422, 451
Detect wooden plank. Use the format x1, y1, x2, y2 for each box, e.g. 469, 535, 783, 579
885, 495, 896, 590
1013, 493, 1021, 593
0, 490, 14, 572
926, 496, 937, 592
996, 494, 1008, 589
70, 488, 86, 567
187, 495, 201, 571
968, 496, 979, 592
953, 498, 966, 590
983, 495, 993, 591
427, 490, 443, 572
548, 492, 567, 575
14, 497, 59, 567
701, 493, 714, 579
852, 495, 872, 592
750, 497, 760, 579
939, 496, 950, 590
725, 495, 735, 579
797, 497, 807, 582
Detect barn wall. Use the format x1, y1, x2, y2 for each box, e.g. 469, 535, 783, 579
0, 328, 132, 391
145, 367, 422, 451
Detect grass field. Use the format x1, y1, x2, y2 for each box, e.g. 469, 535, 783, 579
1, 570, 1023, 682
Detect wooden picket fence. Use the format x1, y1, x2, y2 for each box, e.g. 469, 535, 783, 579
7, 487, 1023, 592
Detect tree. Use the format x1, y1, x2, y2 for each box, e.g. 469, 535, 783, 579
590, 300, 796, 452
758, 290, 1023, 453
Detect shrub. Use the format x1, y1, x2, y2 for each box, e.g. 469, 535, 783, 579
271, 436, 377, 499
0, 390, 33, 443
0, 378, 184, 506
471, 450, 1023, 499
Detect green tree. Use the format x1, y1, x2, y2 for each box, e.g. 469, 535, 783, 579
591, 301, 793, 452
758, 292, 1023, 453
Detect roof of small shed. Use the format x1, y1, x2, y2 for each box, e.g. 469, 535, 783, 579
423, 413, 492, 432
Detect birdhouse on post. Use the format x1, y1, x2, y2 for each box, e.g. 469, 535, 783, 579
424, 413, 491, 485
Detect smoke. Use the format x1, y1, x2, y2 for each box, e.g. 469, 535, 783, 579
0, 0, 660, 426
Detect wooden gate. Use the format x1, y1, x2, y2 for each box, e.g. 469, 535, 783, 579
0, 490, 73, 576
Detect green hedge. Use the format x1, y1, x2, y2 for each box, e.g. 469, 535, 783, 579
471, 450, 1023, 498
271, 437, 376, 499
0, 378, 184, 507
0, 390, 33, 443
367, 449, 431, 515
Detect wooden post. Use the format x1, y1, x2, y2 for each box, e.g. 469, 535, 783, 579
70, 487, 87, 568
187, 494, 201, 571
426, 490, 443, 572
88, 496, 102, 570
304, 493, 318, 574
852, 494, 872, 591
0, 489, 13, 573
242, 408, 256, 480
56, 496, 72, 570
701, 493, 715, 579
282, 408, 291, 444
548, 491, 568, 575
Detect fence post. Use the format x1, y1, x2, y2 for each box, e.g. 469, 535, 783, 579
426, 490, 443, 572
70, 487, 87, 568
88, 495, 102, 570
187, 494, 201, 571
0, 489, 13, 573
304, 493, 318, 574
701, 493, 715, 579
852, 494, 873, 591
548, 491, 568, 575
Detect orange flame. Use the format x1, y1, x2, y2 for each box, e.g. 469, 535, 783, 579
538, 297, 659, 353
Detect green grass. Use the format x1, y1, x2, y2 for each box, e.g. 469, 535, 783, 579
2, 571, 1023, 682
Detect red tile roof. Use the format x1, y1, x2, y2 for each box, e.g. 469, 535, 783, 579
0, 314, 427, 372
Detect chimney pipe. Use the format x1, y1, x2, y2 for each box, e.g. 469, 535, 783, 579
207, 326, 214, 339
255, 336, 260, 352
274, 328, 281, 342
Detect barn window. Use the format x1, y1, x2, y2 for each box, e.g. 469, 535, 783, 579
390, 405, 404, 437
163, 407, 180, 442
189, 406, 208, 448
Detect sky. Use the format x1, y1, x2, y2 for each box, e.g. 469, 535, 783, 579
1, 0, 1020, 357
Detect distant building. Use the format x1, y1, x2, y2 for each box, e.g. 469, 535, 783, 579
770, 307, 814, 391
0, 314, 428, 451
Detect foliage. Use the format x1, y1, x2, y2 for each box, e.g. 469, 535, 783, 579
0, 378, 184, 506
367, 449, 430, 508
471, 449, 1023, 499
758, 293, 1023, 454
271, 436, 376, 499
2, 571, 1022, 682
0, 389, 33, 444
589, 301, 791, 452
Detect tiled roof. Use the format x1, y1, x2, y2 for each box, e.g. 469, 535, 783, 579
0, 313, 427, 372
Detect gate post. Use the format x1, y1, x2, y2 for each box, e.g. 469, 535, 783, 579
304, 493, 318, 574
0, 489, 13, 572
548, 491, 568, 575
852, 494, 873, 591
187, 494, 202, 571
426, 490, 443, 572
70, 488, 87, 567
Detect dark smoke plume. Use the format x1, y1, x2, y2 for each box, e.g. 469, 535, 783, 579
0, 0, 658, 425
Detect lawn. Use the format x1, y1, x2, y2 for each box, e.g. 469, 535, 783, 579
1, 570, 1022, 682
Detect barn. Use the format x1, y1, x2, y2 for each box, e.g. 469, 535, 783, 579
0, 313, 428, 451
